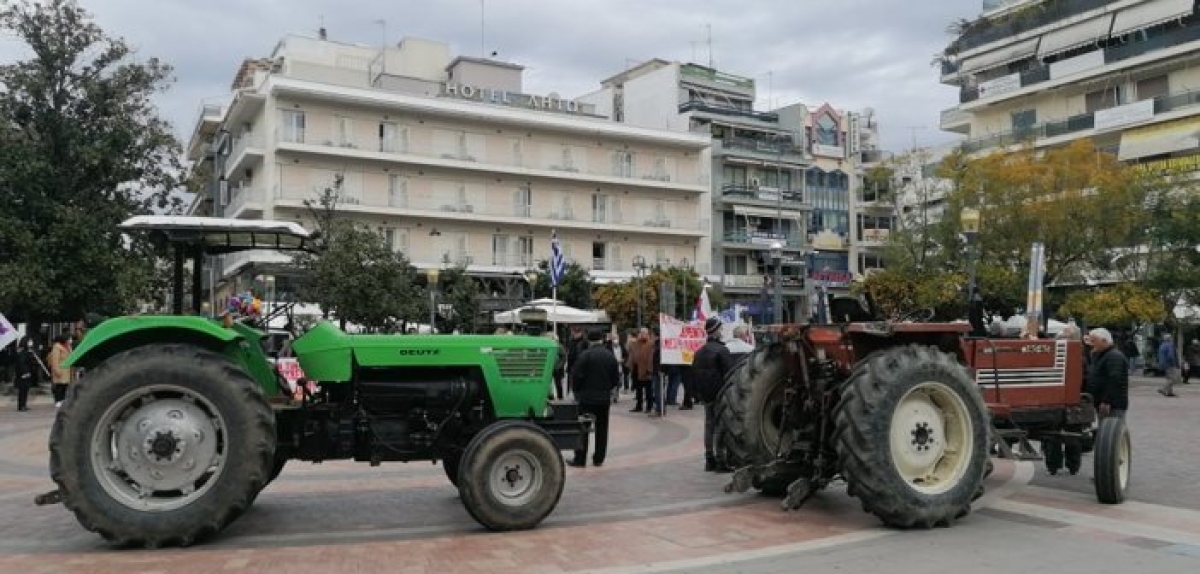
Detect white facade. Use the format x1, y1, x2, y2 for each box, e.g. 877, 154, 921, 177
940, 0, 1200, 168
188, 35, 712, 296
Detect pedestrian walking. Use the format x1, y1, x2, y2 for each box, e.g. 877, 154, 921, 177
1157, 333, 1181, 397
689, 317, 735, 471
1085, 328, 1128, 418
13, 337, 37, 411
47, 333, 72, 408
569, 328, 620, 468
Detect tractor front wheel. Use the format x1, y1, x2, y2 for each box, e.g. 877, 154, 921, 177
1094, 416, 1131, 504
833, 345, 989, 528
49, 344, 275, 547
457, 421, 564, 531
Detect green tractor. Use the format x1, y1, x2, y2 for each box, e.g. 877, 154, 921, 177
39, 216, 587, 547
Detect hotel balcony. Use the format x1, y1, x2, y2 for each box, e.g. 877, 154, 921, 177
722, 230, 804, 249
273, 126, 709, 193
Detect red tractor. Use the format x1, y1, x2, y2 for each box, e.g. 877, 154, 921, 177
715, 302, 1130, 528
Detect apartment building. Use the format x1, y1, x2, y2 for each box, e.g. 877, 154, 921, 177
580, 61, 889, 322
940, 0, 1200, 167
187, 34, 712, 312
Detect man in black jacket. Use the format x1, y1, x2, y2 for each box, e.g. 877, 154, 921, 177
569, 328, 620, 467
690, 317, 734, 471
1085, 328, 1128, 418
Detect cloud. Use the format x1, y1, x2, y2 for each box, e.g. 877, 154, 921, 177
28, 0, 978, 152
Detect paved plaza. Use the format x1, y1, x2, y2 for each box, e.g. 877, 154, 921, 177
0, 378, 1196, 573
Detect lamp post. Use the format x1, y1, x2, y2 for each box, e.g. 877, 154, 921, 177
678, 257, 691, 319
770, 241, 783, 324
525, 269, 539, 302
633, 255, 647, 327
426, 268, 440, 334
960, 207, 983, 335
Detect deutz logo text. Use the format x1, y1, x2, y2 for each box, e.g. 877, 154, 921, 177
398, 349, 439, 356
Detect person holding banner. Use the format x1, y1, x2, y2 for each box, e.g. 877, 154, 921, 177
691, 317, 734, 471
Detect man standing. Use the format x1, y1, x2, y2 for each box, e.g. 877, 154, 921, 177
569, 329, 620, 468
1185, 339, 1200, 385
1086, 328, 1129, 418
13, 337, 37, 411
690, 317, 734, 471
628, 328, 656, 413
1157, 333, 1180, 397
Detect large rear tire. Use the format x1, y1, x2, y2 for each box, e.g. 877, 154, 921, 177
1094, 416, 1130, 504
833, 345, 989, 528
457, 421, 564, 531
49, 344, 276, 547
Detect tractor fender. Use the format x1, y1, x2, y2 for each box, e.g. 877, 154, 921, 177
64, 316, 242, 370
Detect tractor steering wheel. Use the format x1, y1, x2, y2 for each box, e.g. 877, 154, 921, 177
899, 308, 936, 323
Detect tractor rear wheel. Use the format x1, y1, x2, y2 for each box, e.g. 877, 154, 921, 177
833, 345, 989, 528
49, 344, 275, 547
457, 421, 564, 531
714, 347, 800, 495
1094, 416, 1131, 504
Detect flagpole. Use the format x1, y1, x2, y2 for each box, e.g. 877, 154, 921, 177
552, 285, 558, 337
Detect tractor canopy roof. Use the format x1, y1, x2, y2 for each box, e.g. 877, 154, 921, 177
120, 216, 318, 255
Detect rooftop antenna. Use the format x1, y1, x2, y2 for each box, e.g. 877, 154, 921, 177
767, 69, 773, 111
480, 0, 486, 58
706, 23, 713, 68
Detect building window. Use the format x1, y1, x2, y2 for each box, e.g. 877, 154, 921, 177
281, 110, 305, 143
513, 185, 531, 217
592, 193, 609, 223
334, 116, 354, 147
492, 235, 510, 266
388, 175, 407, 208
1086, 87, 1121, 112
613, 151, 634, 177
1137, 75, 1169, 101
592, 242, 607, 270
379, 122, 404, 153
816, 113, 839, 146
511, 139, 523, 166
724, 255, 749, 275
1011, 109, 1036, 136
723, 165, 747, 187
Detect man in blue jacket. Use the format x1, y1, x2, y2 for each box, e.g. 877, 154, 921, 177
1158, 333, 1180, 397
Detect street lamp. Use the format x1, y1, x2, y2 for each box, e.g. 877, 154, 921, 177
633, 255, 648, 327
960, 207, 983, 335
525, 269, 539, 302
679, 257, 692, 319
770, 241, 783, 325
426, 268, 440, 334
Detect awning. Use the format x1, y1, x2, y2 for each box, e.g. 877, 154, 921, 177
1038, 15, 1113, 57
1111, 0, 1194, 37
1117, 117, 1200, 161
729, 206, 787, 219
960, 37, 1040, 74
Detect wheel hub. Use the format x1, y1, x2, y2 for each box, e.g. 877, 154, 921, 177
889, 382, 973, 495
503, 464, 524, 488
489, 450, 543, 507
94, 390, 226, 510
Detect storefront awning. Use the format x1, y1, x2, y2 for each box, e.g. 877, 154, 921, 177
1112, 0, 1193, 37
960, 37, 1040, 74
1117, 117, 1200, 161
1038, 15, 1113, 57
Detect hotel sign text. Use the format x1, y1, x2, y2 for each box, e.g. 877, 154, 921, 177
443, 83, 582, 113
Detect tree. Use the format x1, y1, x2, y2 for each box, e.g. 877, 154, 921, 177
530, 260, 593, 309
436, 267, 482, 334
1059, 283, 1165, 327
593, 265, 712, 329
293, 175, 422, 332
0, 0, 182, 326
858, 267, 966, 321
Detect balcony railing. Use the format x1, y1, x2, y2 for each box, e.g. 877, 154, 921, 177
719, 136, 803, 155
960, 86, 1200, 153
678, 100, 779, 122
226, 185, 264, 215
947, 0, 1121, 55
721, 184, 803, 204
961, 21, 1200, 104
723, 230, 803, 248
490, 253, 533, 267
274, 186, 708, 232
274, 126, 703, 186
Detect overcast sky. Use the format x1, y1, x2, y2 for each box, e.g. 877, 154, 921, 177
4, 0, 981, 154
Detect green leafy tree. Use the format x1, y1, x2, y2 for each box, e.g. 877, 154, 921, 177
435, 267, 482, 334
531, 260, 594, 309
0, 0, 182, 327
1059, 283, 1166, 327
293, 175, 422, 332
593, 265, 713, 328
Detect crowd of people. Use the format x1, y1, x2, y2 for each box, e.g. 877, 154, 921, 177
4, 319, 93, 411
550, 318, 754, 472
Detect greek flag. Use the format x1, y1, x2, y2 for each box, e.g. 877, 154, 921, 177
550, 230, 566, 288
